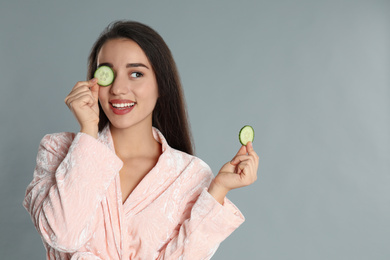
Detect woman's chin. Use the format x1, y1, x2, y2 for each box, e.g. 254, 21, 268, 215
108, 119, 152, 132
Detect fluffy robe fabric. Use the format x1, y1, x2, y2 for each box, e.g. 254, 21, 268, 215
24, 126, 245, 259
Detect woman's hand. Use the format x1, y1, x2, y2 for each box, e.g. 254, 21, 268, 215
64, 78, 100, 138
208, 142, 259, 204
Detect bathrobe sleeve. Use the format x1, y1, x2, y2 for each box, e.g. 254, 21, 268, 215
156, 159, 245, 260
23, 132, 123, 252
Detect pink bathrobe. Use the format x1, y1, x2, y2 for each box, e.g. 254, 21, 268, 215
24, 126, 245, 259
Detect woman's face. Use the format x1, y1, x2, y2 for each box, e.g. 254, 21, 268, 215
97, 38, 158, 131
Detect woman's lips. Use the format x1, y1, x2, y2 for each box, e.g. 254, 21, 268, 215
109, 99, 136, 115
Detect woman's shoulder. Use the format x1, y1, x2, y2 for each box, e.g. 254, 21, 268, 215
168, 147, 213, 175
154, 127, 210, 171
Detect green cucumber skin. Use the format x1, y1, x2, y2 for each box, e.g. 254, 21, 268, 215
94, 66, 114, 86
239, 125, 255, 145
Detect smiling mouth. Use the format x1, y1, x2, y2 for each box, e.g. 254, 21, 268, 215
111, 102, 136, 109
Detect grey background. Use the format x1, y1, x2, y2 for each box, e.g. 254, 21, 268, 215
1, 0, 389, 259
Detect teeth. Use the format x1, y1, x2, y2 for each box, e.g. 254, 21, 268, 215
112, 103, 135, 108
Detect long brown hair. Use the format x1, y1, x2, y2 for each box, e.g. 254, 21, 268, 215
87, 20, 194, 155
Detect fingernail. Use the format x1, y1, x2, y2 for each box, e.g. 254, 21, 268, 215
91, 78, 98, 83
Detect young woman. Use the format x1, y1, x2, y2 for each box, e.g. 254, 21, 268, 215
24, 20, 259, 259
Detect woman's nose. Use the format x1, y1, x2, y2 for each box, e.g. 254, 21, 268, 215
110, 72, 129, 95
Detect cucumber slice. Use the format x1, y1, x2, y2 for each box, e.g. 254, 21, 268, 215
239, 125, 255, 145
94, 65, 114, 86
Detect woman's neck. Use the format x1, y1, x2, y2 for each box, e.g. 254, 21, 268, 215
110, 123, 161, 160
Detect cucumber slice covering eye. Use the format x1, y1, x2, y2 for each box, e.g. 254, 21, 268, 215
94, 65, 114, 86
239, 125, 255, 145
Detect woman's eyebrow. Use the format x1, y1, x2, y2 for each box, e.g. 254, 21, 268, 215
97, 62, 149, 69
126, 63, 149, 69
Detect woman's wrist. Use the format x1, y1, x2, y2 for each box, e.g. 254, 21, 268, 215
80, 125, 98, 139
208, 180, 230, 205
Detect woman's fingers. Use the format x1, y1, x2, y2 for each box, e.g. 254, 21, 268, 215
65, 94, 94, 111
230, 142, 259, 164
228, 142, 258, 185
66, 87, 94, 104
89, 79, 99, 101
67, 92, 96, 110
216, 141, 259, 191
68, 79, 97, 94
237, 160, 257, 183
230, 146, 247, 165
64, 79, 100, 132
65, 90, 84, 107
66, 79, 97, 95
230, 153, 255, 166
247, 141, 260, 162
65, 80, 98, 108
236, 145, 247, 156
231, 155, 256, 176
